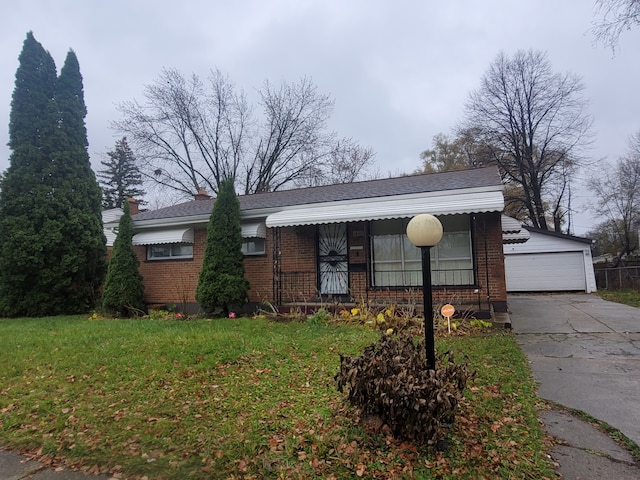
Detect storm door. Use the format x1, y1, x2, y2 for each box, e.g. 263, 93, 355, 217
318, 223, 348, 295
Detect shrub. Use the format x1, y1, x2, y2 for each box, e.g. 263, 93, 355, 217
102, 201, 144, 317
307, 307, 331, 325
196, 179, 249, 315
335, 333, 471, 444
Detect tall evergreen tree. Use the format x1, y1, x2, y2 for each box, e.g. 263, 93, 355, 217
196, 178, 249, 315
97, 137, 145, 208
0, 32, 60, 317
53, 49, 107, 311
0, 33, 106, 317
102, 201, 144, 316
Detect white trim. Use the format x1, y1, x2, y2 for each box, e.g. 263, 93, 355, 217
132, 228, 194, 246
266, 190, 504, 227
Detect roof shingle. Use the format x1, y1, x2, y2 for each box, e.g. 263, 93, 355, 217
133, 166, 502, 222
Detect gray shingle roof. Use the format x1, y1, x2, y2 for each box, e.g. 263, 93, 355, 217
133, 165, 502, 222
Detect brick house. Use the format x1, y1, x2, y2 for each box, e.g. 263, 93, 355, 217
114, 166, 508, 316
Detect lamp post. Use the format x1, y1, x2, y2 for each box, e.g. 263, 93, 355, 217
406, 214, 443, 371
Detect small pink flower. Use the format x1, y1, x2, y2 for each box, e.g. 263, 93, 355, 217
175, 313, 184, 318
228, 312, 236, 318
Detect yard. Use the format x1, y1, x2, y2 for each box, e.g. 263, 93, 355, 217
598, 288, 640, 308
0, 314, 558, 479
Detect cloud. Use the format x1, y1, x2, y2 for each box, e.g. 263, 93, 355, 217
1, 0, 639, 233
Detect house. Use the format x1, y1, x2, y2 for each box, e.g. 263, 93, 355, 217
111, 166, 508, 316
503, 225, 597, 293
102, 208, 124, 247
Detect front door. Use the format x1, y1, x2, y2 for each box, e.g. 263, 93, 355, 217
318, 223, 348, 295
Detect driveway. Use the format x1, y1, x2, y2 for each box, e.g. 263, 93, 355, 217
510, 293, 640, 446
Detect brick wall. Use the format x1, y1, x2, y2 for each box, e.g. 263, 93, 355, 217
134, 212, 507, 313
136, 227, 207, 308
243, 233, 273, 304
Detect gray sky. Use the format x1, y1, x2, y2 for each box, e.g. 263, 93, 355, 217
1, 1, 638, 234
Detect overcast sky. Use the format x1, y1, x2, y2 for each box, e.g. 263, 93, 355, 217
1, 1, 638, 234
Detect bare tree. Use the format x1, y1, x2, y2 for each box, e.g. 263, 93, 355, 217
243, 78, 334, 194
114, 68, 249, 196
115, 72, 374, 197
294, 137, 377, 187
593, 0, 640, 51
588, 136, 640, 265
461, 50, 592, 231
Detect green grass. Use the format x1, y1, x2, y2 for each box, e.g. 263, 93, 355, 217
598, 289, 640, 308
0, 316, 558, 479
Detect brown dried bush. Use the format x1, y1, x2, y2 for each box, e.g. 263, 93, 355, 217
335, 333, 472, 444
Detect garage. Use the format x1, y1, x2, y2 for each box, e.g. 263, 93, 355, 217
502, 221, 597, 293
505, 251, 587, 291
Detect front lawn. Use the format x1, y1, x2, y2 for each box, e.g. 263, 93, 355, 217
0, 315, 557, 479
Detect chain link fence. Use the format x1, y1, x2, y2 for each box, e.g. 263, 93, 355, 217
594, 266, 640, 291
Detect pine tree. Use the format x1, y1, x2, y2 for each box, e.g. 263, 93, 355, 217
0, 33, 106, 317
97, 137, 145, 208
0, 32, 60, 316
53, 49, 107, 312
196, 178, 249, 315
102, 201, 144, 316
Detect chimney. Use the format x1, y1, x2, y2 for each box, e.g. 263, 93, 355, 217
127, 197, 139, 215
194, 187, 211, 201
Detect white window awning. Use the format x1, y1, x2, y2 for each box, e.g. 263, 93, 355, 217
503, 229, 530, 244
501, 216, 530, 244
241, 222, 266, 238
265, 190, 504, 227
501, 215, 523, 234
132, 227, 194, 246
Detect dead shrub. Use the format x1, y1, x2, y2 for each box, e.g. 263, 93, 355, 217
335, 333, 472, 444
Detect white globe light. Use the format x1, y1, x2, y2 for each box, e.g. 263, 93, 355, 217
406, 214, 443, 247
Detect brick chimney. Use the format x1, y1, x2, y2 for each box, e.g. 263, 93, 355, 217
194, 187, 211, 201
127, 197, 139, 215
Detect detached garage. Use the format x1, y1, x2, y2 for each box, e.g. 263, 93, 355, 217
503, 225, 597, 293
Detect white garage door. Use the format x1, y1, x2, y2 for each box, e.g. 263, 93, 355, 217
505, 251, 586, 292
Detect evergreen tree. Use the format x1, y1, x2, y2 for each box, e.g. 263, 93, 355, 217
0, 33, 106, 317
102, 201, 144, 316
53, 49, 107, 312
97, 137, 145, 208
196, 178, 249, 315
7, 32, 57, 151
0, 32, 60, 317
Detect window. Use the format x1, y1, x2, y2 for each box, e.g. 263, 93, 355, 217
371, 215, 473, 287
147, 243, 193, 260
241, 238, 265, 256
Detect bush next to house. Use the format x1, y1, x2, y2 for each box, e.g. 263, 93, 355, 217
196, 178, 249, 315
102, 201, 144, 316
335, 333, 472, 444
0, 32, 106, 317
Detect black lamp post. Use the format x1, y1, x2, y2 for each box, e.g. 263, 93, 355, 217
406, 214, 443, 371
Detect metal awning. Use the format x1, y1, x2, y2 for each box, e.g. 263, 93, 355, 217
501, 215, 530, 244
132, 227, 194, 246
265, 190, 505, 227
503, 229, 530, 244
501, 215, 523, 233
241, 222, 266, 238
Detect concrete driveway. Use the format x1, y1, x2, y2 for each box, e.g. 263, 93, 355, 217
510, 293, 640, 446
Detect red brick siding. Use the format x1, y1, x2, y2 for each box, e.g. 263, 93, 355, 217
243, 234, 273, 303
135, 212, 507, 311
136, 228, 207, 307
